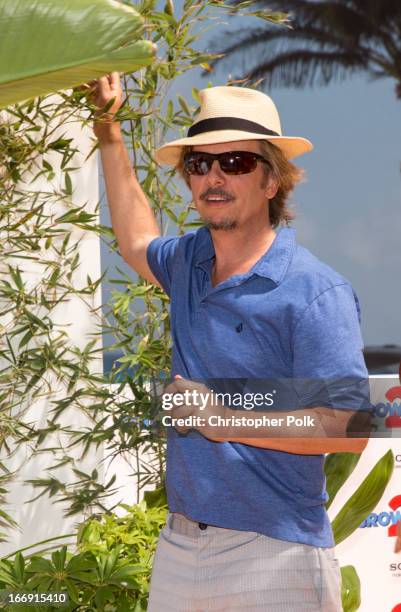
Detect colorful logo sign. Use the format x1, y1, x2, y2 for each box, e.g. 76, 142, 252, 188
360, 494, 401, 537
373, 385, 401, 428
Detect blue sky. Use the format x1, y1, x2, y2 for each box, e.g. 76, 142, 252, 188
101, 6, 401, 348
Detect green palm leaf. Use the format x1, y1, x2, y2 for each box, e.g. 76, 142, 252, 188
0, 0, 156, 109
332, 449, 394, 545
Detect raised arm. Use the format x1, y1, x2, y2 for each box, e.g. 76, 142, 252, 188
89, 72, 160, 285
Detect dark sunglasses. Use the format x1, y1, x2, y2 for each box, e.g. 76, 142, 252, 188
183, 150, 271, 176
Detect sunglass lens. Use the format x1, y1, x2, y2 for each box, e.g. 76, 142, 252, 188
184, 151, 261, 175
220, 152, 257, 174
184, 154, 212, 175
196, 157, 212, 175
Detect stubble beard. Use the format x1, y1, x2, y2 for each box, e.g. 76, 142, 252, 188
198, 188, 237, 231
204, 217, 238, 231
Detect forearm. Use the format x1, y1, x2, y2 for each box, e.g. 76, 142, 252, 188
165, 379, 370, 454
215, 435, 369, 455
96, 122, 160, 256
211, 406, 369, 454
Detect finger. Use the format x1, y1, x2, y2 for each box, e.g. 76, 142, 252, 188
171, 377, 195, 391
98, 75, 111, 94
164, 376, 191, 393
172, 378, 210, 396
76, 78, 99, 89
171, 404, 194, 419
164, 382, 181, 395
73, 83, 93, 93
109, 71, 121, 89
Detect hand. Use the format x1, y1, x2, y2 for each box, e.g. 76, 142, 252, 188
76, 72, 124, 135
163, 376, 226, 441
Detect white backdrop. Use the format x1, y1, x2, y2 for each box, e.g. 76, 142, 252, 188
0, 97, 103, 557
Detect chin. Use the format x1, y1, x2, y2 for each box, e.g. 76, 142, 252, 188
204, 218, 237, 231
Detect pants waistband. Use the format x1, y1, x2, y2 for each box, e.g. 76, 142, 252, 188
168, 513, 213, 537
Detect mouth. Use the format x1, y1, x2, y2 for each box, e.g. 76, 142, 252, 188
203, 195, 234, 206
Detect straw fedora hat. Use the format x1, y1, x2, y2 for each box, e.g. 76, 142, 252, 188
155, 86, 313, 166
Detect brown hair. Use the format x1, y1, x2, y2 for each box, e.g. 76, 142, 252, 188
176, 140, 304, 227
258, 140, 304, 227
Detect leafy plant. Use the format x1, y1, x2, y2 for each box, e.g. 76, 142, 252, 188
0, 497, 167, 611
0, 463, 17, 543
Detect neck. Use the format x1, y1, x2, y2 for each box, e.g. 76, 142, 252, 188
210, 222, 277, 284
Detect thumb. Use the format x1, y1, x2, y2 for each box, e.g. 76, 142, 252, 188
175, 374, 183, 380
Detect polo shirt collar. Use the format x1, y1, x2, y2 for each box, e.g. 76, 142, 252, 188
194, 226, 296, 285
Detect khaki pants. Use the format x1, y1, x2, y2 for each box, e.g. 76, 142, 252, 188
147, 513, 342, 611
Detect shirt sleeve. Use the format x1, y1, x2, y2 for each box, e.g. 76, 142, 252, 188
146, 235, 181, 296
292, 283, 370, 412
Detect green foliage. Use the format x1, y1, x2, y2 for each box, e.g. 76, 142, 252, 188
0, 464, 18, 543
331, 449, 394, 546
324, 452, 361, 510
0, 0, 155, 109
341, 565, 361, 612
0, 501, 167, 611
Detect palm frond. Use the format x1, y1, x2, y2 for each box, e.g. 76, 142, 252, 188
214, 23, 368, 68
213, 0, 401, 94
242, 49, 367, 89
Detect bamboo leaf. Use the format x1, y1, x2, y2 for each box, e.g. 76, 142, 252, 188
0, 0, 156, 109
166, 99, 174, 123
64, 172, 73, 196
177, 94, 191, 116
19, 329, 33, 348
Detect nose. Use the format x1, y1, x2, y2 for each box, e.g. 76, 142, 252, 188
206, 160, 226, 185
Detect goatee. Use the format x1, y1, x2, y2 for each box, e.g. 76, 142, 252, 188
204, 219, 237, 231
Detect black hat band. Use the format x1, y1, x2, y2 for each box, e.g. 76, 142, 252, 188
187, 117, 280, 138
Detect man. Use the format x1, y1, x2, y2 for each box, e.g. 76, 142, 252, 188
91, 73, 369, 611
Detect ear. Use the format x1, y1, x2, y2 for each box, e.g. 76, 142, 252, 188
265, 174, 279, 200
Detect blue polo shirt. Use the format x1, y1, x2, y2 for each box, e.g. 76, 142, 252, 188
147, 227, 368, 547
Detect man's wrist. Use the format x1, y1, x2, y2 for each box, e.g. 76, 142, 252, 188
94, 120, 122, 145
207, 405, 232, 442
